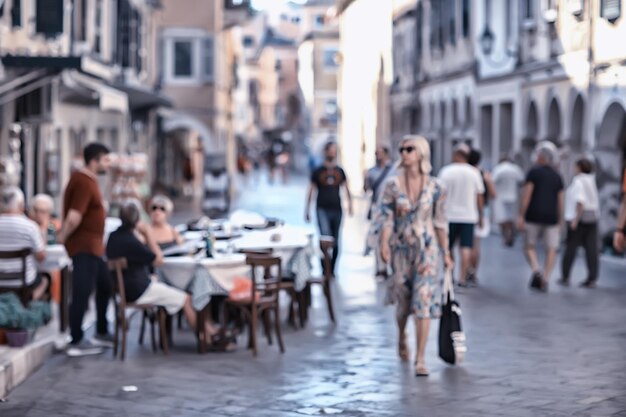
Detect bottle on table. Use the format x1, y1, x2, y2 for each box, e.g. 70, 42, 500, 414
205, 231, 215, 258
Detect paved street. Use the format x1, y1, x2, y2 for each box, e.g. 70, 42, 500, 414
2, 175, 626, 417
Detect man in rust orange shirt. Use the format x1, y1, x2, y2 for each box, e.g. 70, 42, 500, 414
58, 143, 112, 356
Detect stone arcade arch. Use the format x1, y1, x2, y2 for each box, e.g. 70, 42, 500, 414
547, 98, 561, 144
595, 102, 626, 236
520, 101, 539, 170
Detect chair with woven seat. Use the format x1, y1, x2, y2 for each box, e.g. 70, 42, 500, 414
0, 248, 35, 305
305, 236, 336, 324
224, 254, 285, 356
108, 258, 169, 360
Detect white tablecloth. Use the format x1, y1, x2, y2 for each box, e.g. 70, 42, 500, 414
38, 245, 71, 273
159, 254, 249, 310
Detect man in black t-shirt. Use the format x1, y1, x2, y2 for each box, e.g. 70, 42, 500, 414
517, 146, 564, 291
305, 142, 353, 275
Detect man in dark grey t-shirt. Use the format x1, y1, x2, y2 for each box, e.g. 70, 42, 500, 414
517, 146, 564, 292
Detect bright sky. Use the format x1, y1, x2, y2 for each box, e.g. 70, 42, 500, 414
250, 0, 307, 11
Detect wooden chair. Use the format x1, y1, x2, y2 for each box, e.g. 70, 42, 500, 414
305, 236, 336, 324
0, 248, 34, 305
224, 254, 285, 356
107, 258, 169, 360
240, 249, 304, 328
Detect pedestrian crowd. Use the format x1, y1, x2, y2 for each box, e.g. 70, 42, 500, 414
358, 135, 626, 375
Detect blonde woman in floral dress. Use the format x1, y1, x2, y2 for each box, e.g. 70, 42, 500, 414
379, 135, 453, 377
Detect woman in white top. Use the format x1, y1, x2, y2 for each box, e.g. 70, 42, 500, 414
560, 158, 600, 288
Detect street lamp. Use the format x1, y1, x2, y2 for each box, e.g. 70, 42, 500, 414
479, 24, 518, 68
480, 26, 495, 56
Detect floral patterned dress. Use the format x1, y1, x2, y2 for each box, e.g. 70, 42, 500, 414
378, 174, 448, 319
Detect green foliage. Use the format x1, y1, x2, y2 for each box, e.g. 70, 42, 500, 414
0, 293, 52, 329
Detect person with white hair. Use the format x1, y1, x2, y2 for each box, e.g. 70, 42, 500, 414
517, 144, 565, 292
0, 187, 48, 300
29, 193, 57, 245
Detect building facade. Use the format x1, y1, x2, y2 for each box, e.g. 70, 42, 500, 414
0, 0, 164, 208
335, 0, 393, 192
297, 2, 339, 157
390, 0, 626, 239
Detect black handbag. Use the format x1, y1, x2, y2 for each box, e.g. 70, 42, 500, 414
439, 270, 467, 365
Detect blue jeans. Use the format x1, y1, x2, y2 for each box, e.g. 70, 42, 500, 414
316, 208, 342, 274
70, 253, 111, 344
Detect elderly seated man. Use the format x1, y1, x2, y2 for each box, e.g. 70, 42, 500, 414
0, 187, 48, 300
106, 199, 235, 351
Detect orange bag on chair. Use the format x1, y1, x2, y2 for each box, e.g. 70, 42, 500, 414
228, 277, 260, 302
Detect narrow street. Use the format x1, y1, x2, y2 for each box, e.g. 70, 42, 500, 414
2, 175, 626, 417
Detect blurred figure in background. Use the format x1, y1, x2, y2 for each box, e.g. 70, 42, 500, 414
438, 144, 485, 287
364, 146, 393, 279
492, 155, 525, 246
560, 158, 600, 288
268, 134, 290, 185
305, 141, 354, 276
517, 145, 564, 292
467, 149, 496, 284
614, 168, 626, 253
364, 146, 393, 220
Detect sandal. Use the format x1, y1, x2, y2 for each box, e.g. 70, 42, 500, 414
208, 332, 237, 353
415, 362, 429, 377
398, 334, 409, 362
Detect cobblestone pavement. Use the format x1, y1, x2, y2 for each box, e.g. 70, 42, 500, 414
3, 174, 626, 417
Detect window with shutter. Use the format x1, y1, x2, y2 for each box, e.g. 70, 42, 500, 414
462, 0, 470, 37
601, 0, 621, 21
174, 40, 193, 77
11, 0, 21, 27
524, 0, 535, 19
36, 0, 64, 36
449, 0, 456, 45
203, 37, 214, 81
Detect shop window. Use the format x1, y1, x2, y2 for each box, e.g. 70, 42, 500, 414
601, 0, 621, 21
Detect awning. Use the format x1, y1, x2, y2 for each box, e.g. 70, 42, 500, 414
61, 71, 129, 113
0, 70, 57, 107
157, 107, 214, 150
112, 83, 172, 111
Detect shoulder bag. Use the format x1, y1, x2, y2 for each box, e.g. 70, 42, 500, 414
438, 268, 467, 365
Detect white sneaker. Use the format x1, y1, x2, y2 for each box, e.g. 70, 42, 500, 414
90, 333, 114, 348
66, 340, 105, 357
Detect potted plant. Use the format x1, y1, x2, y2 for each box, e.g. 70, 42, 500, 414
0, 293, 51, 348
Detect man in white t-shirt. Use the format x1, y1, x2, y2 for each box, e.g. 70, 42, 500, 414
438, 144, 485, 287
0, 187, 48, 300
492, 155, 525, 246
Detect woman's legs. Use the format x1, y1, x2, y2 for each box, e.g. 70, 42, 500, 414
396, 311, 409, 361
414, 316, 431, 366
181, 296, 220, 339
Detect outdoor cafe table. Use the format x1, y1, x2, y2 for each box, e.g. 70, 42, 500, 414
38, 245, 72, 332
228, 225, 317, 292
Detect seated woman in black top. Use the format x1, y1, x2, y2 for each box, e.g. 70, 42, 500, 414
106, 200, 233, 349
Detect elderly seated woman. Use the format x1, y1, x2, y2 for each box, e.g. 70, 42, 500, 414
29, 193, 59, 245
148, 195, 183, 250
106, 199, 234, 350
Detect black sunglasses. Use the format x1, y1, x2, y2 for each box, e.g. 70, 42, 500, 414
399, 146, 416, 154
151, 205, 166, 212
